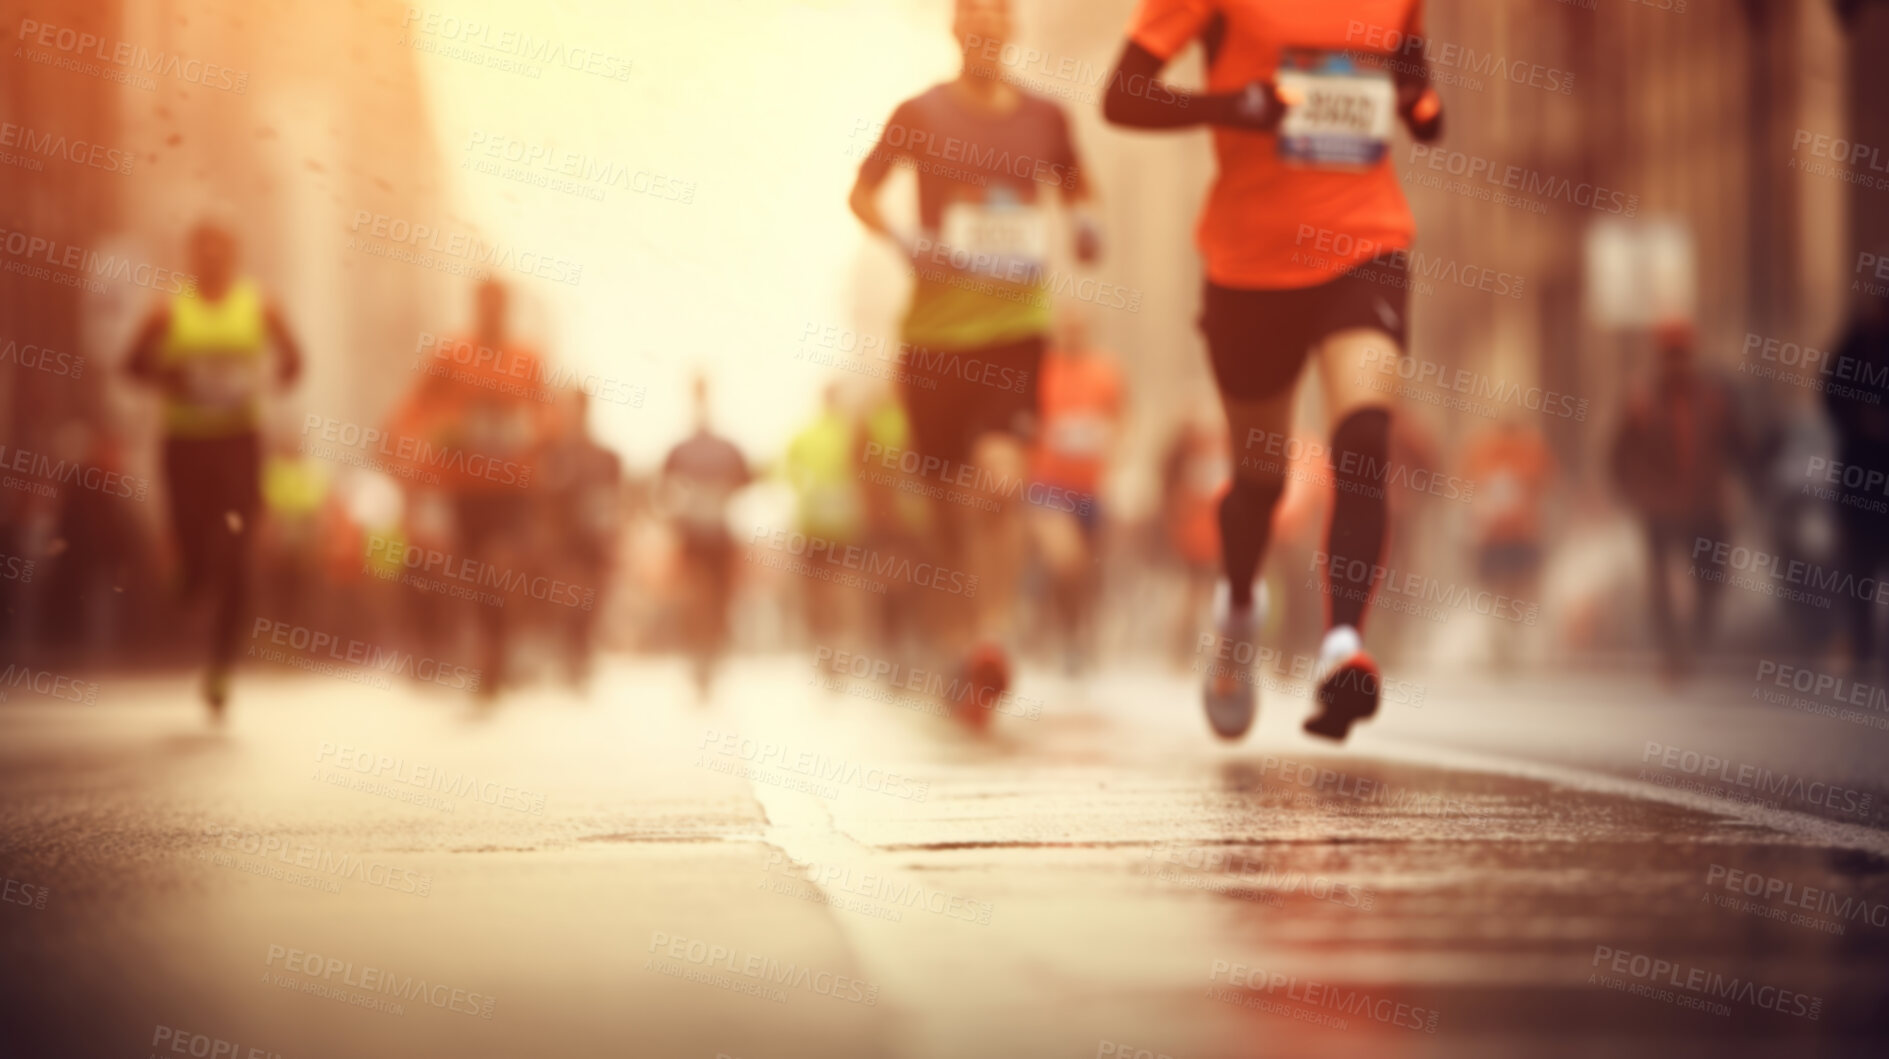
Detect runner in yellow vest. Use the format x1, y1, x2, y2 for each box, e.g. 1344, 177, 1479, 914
126, 221, 302, 718
785, 384, 868, 647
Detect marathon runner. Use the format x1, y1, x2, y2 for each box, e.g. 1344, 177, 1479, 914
1104, 0, 1444, 741
386, 278, 559, 699
785, 383, 868, 650
848, 0, 1102, 722
660, 375, 751, 697
1825, 295, 1889, 678
125, 220, 303, 718
1029, 310, 1123, 673
541, 388, 623, 689
1160, 408, 1230, 668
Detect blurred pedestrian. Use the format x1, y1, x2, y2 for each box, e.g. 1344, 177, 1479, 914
660, 375, 751, 696
857, 386, 933, 657
1029, 311, 1124, 674
1463, 417, 1555, 670
1610, 321, 1747, 678
541, 389, 622, 688
1160, 411, 1229, 668
1822, 297, 1889, 677
386, 279, 558, 698
1749, 385, 1838, 657
784, 383, 868, 650
257, 436, 331, 631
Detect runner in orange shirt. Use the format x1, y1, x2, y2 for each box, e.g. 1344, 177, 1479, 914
1030, 311, 1125, 672
1105, 0, 1444, 741
386, 279, 558, 697
1161, 413, 1229, 668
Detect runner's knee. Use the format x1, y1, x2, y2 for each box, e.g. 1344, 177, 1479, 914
1220, 467, 1285, 527
1330, 406, 1391, 488
1230, 451, 1287, 496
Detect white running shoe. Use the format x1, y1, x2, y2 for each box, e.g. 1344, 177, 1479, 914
1202, 582, 1266, 740
1304, 624, 1380, 743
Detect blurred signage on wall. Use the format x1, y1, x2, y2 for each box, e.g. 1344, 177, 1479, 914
1584, 216, 1696, 329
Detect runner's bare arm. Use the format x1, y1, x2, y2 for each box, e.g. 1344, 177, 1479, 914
123, 304, 170, 385
1101, 41, 1284, 132
263, 299, 304, 387
1395, 2, 1444, 141
1395, 75, 1443, 141
847, 167, 898, 244
849, 101, 913, 247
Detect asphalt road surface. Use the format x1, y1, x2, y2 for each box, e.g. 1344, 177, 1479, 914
3, 655, 1887, 1058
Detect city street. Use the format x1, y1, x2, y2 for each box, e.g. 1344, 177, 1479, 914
5, 0, 1889, 1056
4, 656, 1887, 1058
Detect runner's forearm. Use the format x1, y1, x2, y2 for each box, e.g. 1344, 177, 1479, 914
848, 178, 898, 242
265, 302, 303, 386
123, 310, 167, 384
1102, 42, 1258, 131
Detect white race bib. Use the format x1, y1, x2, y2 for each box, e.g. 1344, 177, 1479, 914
181, 356, 260, 411
1048, 413, 1111, 459
941, 201, 1047, 277
678, 486, 730, 530
464, 404, 533, 457
1484, 469, 1523, 513
1276, 49, 1396, 170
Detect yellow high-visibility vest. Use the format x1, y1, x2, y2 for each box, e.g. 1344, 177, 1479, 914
160, 278, 266, 437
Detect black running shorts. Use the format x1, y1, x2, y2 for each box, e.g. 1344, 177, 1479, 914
1200, 253, 1411, 402
896, 335, 1044, 466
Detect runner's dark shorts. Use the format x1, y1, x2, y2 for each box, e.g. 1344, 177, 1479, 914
1200, 253, 1410, 401
896, 335, 1044, 466
1477, 540, 1543, 581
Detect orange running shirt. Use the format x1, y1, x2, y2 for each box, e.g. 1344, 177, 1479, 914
1128, 0, 1422, 290
1033, 350, 1124, 495
1463, 425, 1553, 546
386, 338, 557, 493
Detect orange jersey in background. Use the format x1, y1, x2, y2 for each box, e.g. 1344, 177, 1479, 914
1034, 350, 1124, 496
1463, 425, 1553, 545
386, 339, 560, 493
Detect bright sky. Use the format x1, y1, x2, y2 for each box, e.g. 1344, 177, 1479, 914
412, 0, 962, 470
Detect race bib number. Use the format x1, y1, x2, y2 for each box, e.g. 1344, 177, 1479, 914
1276, 48, 1395, 169
677, 484, 731, 530
463, 403, 533, 457
941, 201, 1047, 280
180, 355, 260, 411
1048, 413, 1111, 459
1483, 469, 1524, 518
